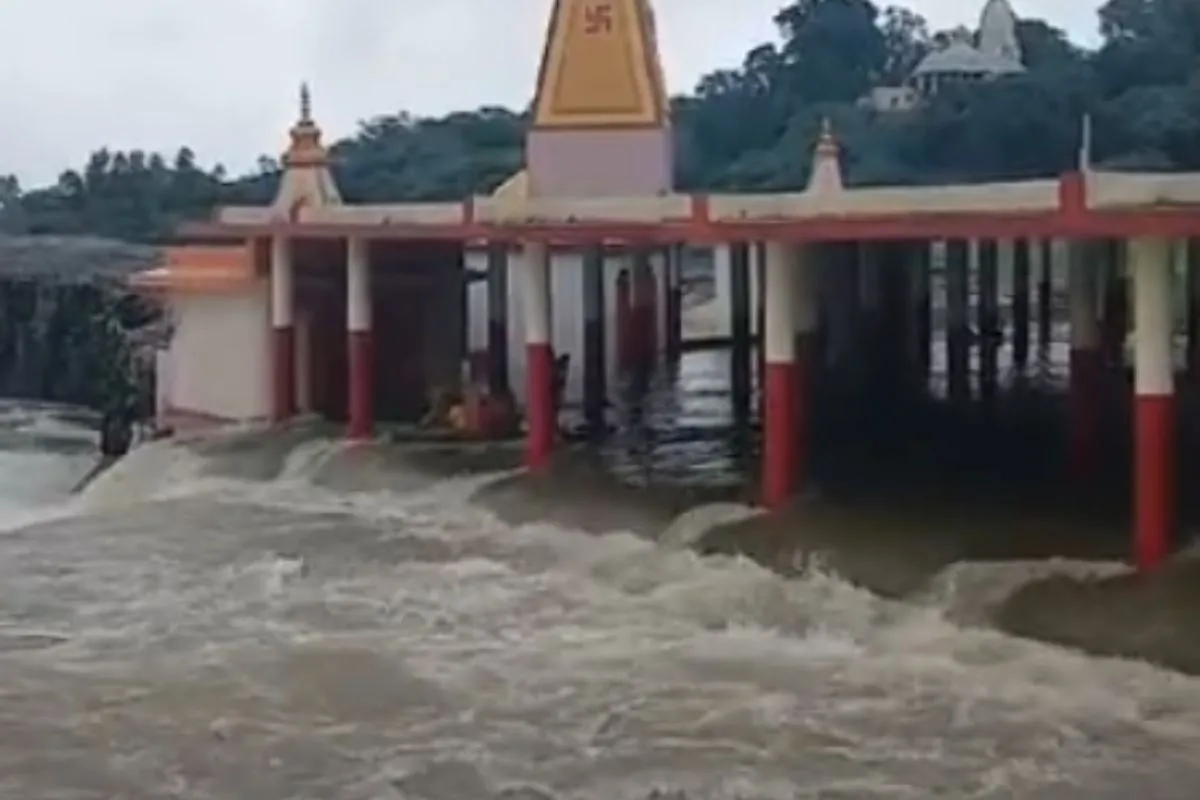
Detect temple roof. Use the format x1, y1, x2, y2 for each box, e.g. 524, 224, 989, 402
912, 0, 1023, 78
979, 0, 1022, 65
492, 170, 529, 201
130, 246, 255, 295
912, 39, 1022, 77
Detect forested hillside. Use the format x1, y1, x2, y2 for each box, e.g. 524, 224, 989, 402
0, 0, 1196, 243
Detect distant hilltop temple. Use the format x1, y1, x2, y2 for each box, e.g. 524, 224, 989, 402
862, 0, 1024, 112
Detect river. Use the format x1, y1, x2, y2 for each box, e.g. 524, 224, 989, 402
0, 399, 1196, 798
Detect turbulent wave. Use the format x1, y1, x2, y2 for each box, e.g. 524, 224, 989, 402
0, 425, 1197, 798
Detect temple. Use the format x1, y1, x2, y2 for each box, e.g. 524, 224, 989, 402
863, 0, 1025, 112
137, 0, 1200, 576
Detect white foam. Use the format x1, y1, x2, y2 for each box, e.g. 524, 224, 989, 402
2, 430, 1200, 796
657, 502, 762, 549
76, 438, 211, 509
919, 559, 1131, 626
276, 437, 346, 482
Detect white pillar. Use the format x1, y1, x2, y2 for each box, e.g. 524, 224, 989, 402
1133, 238, 1174, 398
765, 242, 796, 363
270, 236, 294, 329
269, 236, 296, 422
346, 236, 373, 440
347, 237, 371, 334
762, 240, 797, 508
1131, 236, 1174, 572
712, 244, 733, 339
522, 241, 554, 469
522, 242, 552, 346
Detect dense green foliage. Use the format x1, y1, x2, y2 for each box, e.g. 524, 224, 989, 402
0, 0, 1197, 244
0, 281, 141, 412
0, 237, 159, 415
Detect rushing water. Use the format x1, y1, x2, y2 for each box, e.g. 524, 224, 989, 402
0, 407, 1192, 799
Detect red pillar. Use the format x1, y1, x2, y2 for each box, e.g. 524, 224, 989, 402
1131, 236, 1174, 572
270, 237, 296, 423
762, 241, 797, 509
522, 241, 554, 470
346, 237, 374, 441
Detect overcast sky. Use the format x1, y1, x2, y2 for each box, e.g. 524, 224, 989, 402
0, 0, 1100, 188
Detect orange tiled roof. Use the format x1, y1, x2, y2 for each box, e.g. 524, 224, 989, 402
130, 245, 256, 294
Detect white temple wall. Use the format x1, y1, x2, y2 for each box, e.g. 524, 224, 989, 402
165, 285, 271, 421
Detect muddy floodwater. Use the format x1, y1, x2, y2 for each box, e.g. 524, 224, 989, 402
0, 395, 1196, 799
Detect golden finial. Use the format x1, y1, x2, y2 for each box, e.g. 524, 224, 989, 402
284, 80, 327, 167
299, 82, 312, 124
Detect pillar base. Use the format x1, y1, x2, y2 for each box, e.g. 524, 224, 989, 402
347, 330, 374, 441
762, 361, 797, 509
525, 343, 555, 471
271, 325, 296, 424
1134, 393, 1173, 572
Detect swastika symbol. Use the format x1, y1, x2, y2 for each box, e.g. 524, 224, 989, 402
583, 2, 613, 34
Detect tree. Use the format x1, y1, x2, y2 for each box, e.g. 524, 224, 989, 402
879, 5, 931, 83
774, 0, 888, 105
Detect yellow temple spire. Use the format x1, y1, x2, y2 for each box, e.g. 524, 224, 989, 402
284, 81, 328, 169
274, 81, 342, 212
531, 0, 669, 129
